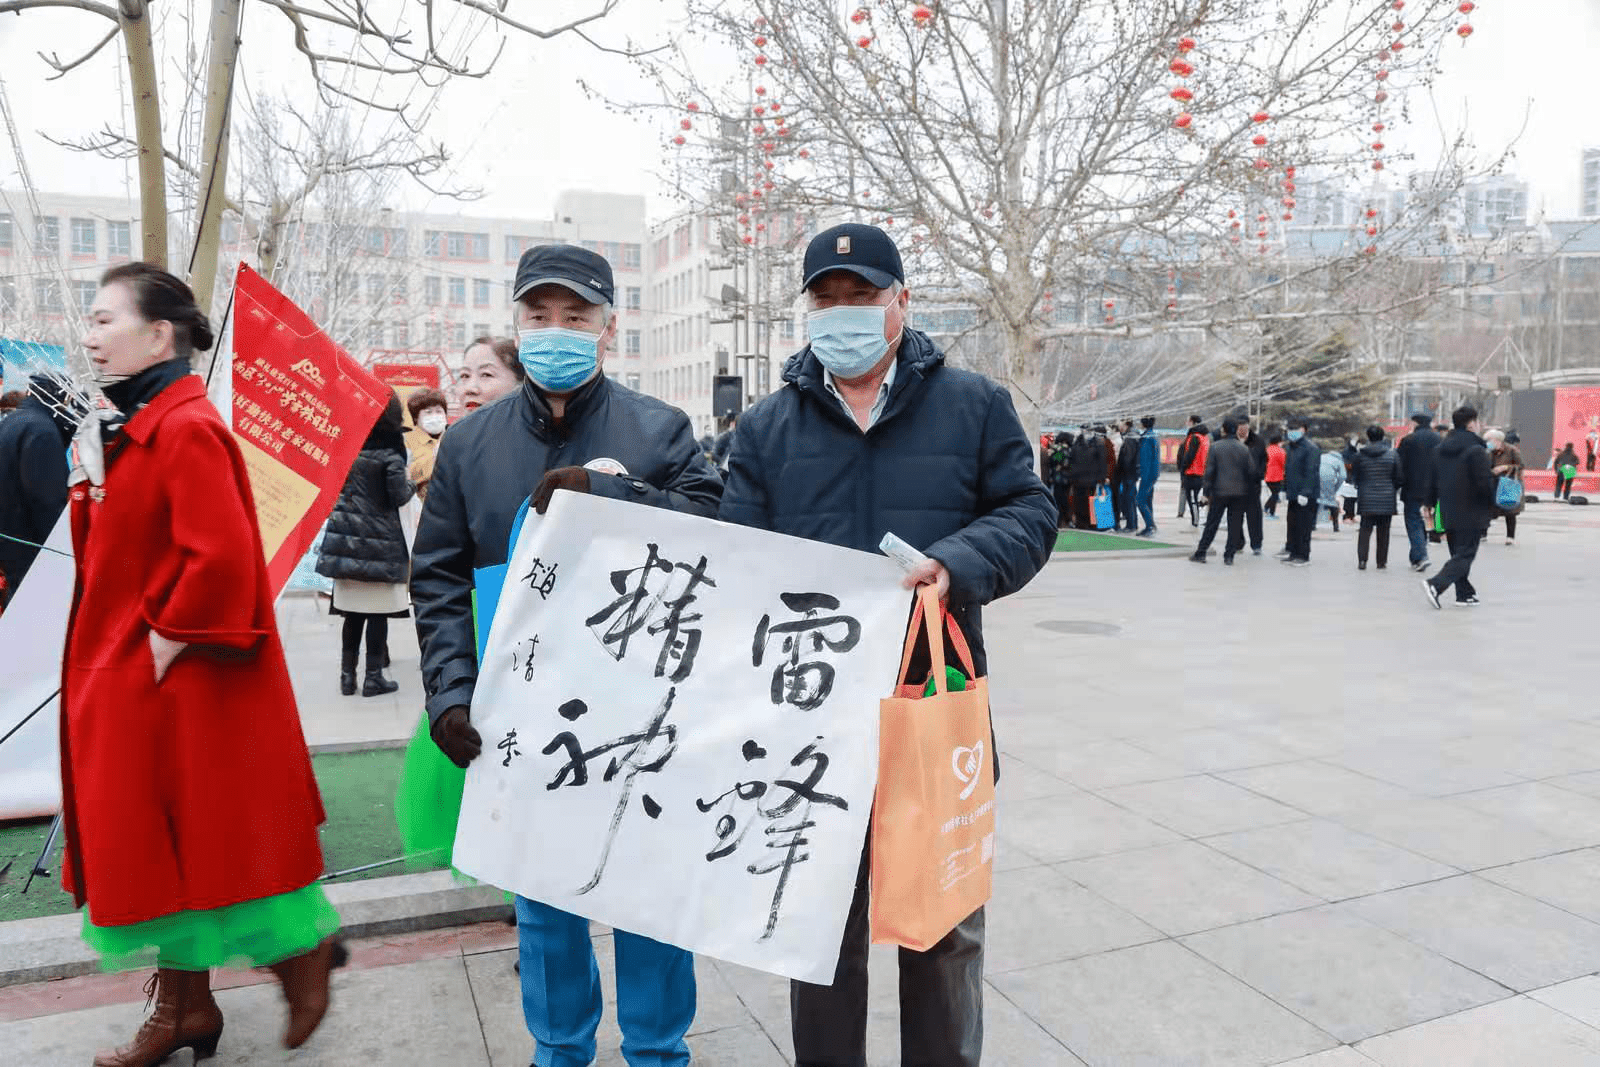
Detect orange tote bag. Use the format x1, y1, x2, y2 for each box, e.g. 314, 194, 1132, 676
870, 584, 996, 950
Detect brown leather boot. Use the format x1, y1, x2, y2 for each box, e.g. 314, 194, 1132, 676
267, 938, 349, 1048
93, 968, 223, 1066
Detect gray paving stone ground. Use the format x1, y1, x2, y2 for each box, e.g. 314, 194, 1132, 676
9, 485, 1600, 1064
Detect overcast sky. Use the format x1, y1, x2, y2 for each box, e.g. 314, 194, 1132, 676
1, 0, 1595, 223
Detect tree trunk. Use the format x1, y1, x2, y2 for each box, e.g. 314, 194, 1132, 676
1004, 323, 1046, 473
189, 0, 242, 337
119, 0, 166, 269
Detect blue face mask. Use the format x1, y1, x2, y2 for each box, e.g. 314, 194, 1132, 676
806, 304, 896, 380
517, 327, 599, 393
1287, 429, 1305, 442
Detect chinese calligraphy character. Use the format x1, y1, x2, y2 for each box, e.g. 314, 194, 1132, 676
521, 557, 559, 600
752, 593, 863, 711
497, 728, 523, 767
512, 636, 540, 682
585, 544, 717, 683
542, 688, 680, 893
697, 737, 847, 939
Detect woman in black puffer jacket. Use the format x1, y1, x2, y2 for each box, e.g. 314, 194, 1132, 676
317, 391, 415, 696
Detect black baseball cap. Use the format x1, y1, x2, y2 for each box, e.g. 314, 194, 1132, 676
801, 223, 905, 291
512, 244, 615, 305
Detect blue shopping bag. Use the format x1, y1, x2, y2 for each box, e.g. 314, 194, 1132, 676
1495, 476, 1523, 511
1093, 485, 1115, 530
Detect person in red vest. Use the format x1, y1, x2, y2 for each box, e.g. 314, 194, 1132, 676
1263, 433, 1287, 517
1176, 419, 1210, 527
65, 263, 344, 1066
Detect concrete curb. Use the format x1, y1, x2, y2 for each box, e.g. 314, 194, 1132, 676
0, 871, 510, 988
1050, 545, 1191, 561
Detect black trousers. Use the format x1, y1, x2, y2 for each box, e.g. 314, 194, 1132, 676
1264, 481, 1283, 515
1182, 475, 1205, 525
1358, 514, 1394, 567
1556, 472, 1573, 499
341, 614, 389, 671
1196, 494, 1246, 559
791, 845, 984, 1067
1244, 485, 1263, 549
1343, 496, 1358, 521
1286, 501, 1316, 560
1429, 527, 1482, 601
1070, 484, 1096, 529
1052, 483, 1071, 527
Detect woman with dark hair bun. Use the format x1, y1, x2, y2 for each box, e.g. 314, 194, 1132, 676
66, 262, 344, 1065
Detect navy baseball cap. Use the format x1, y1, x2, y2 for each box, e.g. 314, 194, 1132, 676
513, 244, 615, 305
801, 223, 905, 291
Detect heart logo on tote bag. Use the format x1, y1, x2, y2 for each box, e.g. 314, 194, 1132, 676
951, 741, 984, 801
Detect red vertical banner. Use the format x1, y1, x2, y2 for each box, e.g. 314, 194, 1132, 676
229, 265, 389, 596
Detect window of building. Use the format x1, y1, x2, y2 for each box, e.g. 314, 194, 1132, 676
626, 373, 641, 391
448, 277, 466, 305
73, 279, 98, 312
474, 278, 492, 307
34, 278, 62, 312
424, 321, 442, 347
368, 321, 385, 348
36, 216, 59, 253
625, 286, 641, 311
0, 213, 11, 251
472, 323, 490, 340
625, 329, 641, 355
367, 274, 383, 304
424, 230, 441, 256
392, 276, 409, 304
0, 278, 16, 313
393, 322, 410, 347
780, 317, 795, 340
107, 220, 131, 258
425, 276, 442, 305
70, 218, 96, 256
449, 322, 467, 349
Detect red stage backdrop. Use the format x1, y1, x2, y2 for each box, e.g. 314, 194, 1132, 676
230, 264, 389, 595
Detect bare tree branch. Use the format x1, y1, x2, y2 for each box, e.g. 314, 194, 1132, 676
37, 23, 118, 79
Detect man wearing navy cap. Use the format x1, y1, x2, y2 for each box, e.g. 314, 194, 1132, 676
719, 224, 1057, 1066
412, 243, 722, 1067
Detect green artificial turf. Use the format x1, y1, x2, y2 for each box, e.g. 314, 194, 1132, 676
0, 747, 430, 925
1053, 529, 1178, 552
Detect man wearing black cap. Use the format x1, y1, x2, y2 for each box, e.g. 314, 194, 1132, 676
719, 223, 1057, 1067
411, 243, 722, 1067
1395, 411, 1441, 572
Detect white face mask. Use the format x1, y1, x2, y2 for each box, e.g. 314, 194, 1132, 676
419, 411, 447, 436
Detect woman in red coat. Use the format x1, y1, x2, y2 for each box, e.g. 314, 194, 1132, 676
62, 263, 344, 1066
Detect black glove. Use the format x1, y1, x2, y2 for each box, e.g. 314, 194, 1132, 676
432, 706, 482, 768
531, 466, 592, 514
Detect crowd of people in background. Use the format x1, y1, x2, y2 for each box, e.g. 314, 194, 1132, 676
1041, 405, 1585, 606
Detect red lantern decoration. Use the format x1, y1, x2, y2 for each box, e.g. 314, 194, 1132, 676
858, 35, 872, 48
1378, 50, 1392, 63
1252, 110, 1270, 123
771, 102, 782, 112
1286, 166, 1297, 178
1170, 58, 1194, 76
672, 135, 685, 146
1227, 209, 1237, 218
1457, 23, 1474, 37
743, 235, 754, 245
680, 119, 692, 130
735, 193, 746, 205
799, 149, 810, 158
1367, 226, 1378, 236
1283, 198, 1296, 208
686, 101, 699, 112
1391, 1, 1403, 9
1257, 229, 1268, 238
1105, 314, 1115, 324
1459, 1, 1475, 11
1285, 182, 1297, 193
754, 124, 767, 134
1253, 159, 1270, 170
913, 4, 933, 25
1392, 20, 1405, 31
1365, 245, 1377, 255
1373, 122, 1386, 132
1171, 86, 1194, 103
763, 180, 774, 190
1366, 208, 1378, 218
756, 223, 766, 231
1231, 220, 1241, 229
1282, 213, 1292, 221
1257, 213, 1268, 222
1375, 69, 1390, 81
1391, 39, 1405, 51
754, 105, 766, 115
764, 160, 775, 170
1375, 90, 1389, 103
738, 214, 750, 224
1372, 141, 1385, 151
1231, 235, 1241, 244
754, 35, 767, 47
763, 141, 776, 151
1372, 160, 1385, 170
1174, 112, 1193, 129
755, 16, 767, 27
850, 8, 868, 24
1104, 299, 1115, 309
1177, 36, 1196, 53
1252, 134, 1268, 147
755, 54, 768, 66
886, 216, 895, 225
780, 127, 792, 136
755, 85, 768, 95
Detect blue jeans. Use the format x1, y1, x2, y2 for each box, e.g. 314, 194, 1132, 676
1402, 503, 1429, 565
515, 896, 695, 1067
1136, 479, 1156, 530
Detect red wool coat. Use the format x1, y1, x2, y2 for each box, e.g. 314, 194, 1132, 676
60, 375, 326, 926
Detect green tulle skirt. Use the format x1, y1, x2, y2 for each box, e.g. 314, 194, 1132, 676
82, 882, 341, 973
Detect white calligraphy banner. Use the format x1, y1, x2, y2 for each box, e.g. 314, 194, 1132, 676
454, 490, 909, 983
